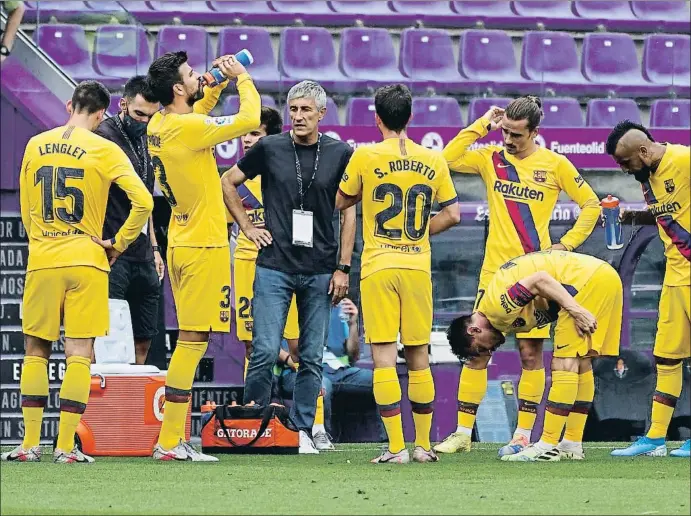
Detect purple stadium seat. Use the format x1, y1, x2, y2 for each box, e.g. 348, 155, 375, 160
208, 2, 286, 25
221, 95, 277, 116
345, 98, 375, 126
399, 29, 464, 94
283, 96, 340, 125
643, 35, 690, 92
279, 28, 354, 94
649, 99, 691, 128
631, 0, 691, 29
155, 26, 214, 74
459, 30, 535, 94
582, 33, 668, 97
585, 99, 641, 127
467, 97, 511, 123
328, 1, 417, 26
410, 97, 463, 127
391, 0, 462, 26
451, 1, 518, 28
146, 1, 219, 24
33, 24, 120, 88
541, 98, 584, 127
217, 28, 280, 92
573, 1, 634, 20
93, 25, 152, 87
339, 28, 406, 88
269, 1, 352, 25
511, 1, 573, 18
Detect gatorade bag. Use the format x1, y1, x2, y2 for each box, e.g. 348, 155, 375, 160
200, 402, 299, 454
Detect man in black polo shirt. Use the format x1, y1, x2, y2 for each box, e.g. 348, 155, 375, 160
97, 76, 163, 365
222, 80, 356, 454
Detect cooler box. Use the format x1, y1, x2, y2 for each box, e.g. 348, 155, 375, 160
75, 364, 192, 457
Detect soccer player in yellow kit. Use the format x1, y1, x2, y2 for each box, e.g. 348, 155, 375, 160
146, 51, 260, 461
447, 250, 623, 461
436, 96, 600, 457
230, 107, 300, 372
607, 121, 691, 458
336, 85, 461, 464
1, 81, 153, 463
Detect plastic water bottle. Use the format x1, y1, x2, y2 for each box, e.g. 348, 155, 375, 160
202, 49, 254, 87
602, 195, 623, 250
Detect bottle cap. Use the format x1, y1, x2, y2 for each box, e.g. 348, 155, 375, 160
601, 194, 620, 208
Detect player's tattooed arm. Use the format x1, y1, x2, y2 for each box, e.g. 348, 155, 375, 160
519, 271, 597, 336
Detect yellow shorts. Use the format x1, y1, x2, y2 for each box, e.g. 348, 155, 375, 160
22, 266, 109, 341
233, 258, 299, 341
361, 269, 432, 346
477, 269, 550, 340
168, 246, 231, 333
653, 285, 690, 360
553, 263, 622, 359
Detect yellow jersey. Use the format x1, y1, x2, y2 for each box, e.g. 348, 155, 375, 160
233, 175, 264, 261
481, 250, 607, 334
340, 138, 458, 278
147, 74, 260, 248
642, 144, 690, 286
19, 125, 153, 273
443, 117, 600, 273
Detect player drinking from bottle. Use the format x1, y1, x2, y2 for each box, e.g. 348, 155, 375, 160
447, 250, 623, 461
436, 97, 600, 458
607, 121, 690, 459
146, 51, 260, 461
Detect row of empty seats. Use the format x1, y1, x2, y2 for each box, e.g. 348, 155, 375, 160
105, 93, 690, 128
34, 24, 691, 96
22, 1, 690, 33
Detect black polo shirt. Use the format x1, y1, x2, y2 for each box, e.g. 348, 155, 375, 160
237, 132, 353, 275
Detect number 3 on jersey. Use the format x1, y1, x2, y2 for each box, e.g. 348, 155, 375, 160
35, 166, 85, 223
373, 183, 433, 241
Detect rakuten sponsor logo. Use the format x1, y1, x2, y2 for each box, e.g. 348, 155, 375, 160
550, 141, 605, 155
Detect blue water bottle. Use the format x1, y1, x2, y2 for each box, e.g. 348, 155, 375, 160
202, 49, 254, 87
602, 194, 623, 250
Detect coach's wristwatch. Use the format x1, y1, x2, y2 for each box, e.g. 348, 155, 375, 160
0, 46, 10, 57
336, 264, 351, 274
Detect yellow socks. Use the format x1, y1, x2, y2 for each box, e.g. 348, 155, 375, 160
373, 367, 405, 454
243, 357, 249, 381
563, 369, 594, 443
20, 356, 49, 449
56, 356, 91, 452
457, 367, 487, 432
314, 388, 325, 427
158, 340, 208, 450
540, 370, 578, 446
647, 362, 682, 439
516, 368, 545, 438
408, 368, 435, 451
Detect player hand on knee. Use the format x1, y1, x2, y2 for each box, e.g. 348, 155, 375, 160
91, 236, 122, 265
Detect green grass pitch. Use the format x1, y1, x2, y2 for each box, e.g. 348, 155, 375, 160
1, 442, 689, 515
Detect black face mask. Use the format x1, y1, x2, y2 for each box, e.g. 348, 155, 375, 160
123, 112, 148, 142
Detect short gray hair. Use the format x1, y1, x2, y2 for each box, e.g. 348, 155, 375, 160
287, 80, 326, 110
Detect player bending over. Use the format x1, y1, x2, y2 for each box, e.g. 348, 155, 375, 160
2, 81, 153, 463
447, 250, 622, 462
336, 84, 461, 464
436, 97, 600, 457
146, 51, 260, 461
607, 121, 690, 459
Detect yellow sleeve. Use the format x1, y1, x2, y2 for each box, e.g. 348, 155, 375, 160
339, 148, 363, 197
193, 81, 229, 116
18, 145, 32, 236
434, 157, 458, 206
102, 146, 154, 253
442, 117, 492, 175
555, 157, 600, 251
675, 145, 690, 177
180, 74, 261, 151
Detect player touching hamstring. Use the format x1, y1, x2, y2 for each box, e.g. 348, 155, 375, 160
447, 250, 622, 461
2, 81, 153, 463
336, 84, 460, 464
607, 121, 690, 458
436, 97, 600, 457
146, 52, 260, 461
